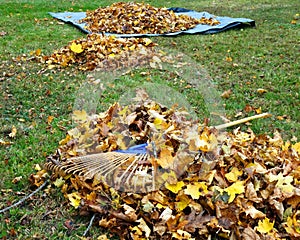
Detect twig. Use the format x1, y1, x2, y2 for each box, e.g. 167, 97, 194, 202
83, 213, 96, 236
214, 112, 272, 130
0, 179, 49, 214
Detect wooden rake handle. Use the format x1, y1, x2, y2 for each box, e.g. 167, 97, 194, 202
214, 112, 272, 130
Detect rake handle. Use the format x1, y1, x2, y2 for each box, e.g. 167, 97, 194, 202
214, 112, 272, 130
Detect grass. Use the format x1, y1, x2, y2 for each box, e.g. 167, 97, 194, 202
0, 0, 299, 239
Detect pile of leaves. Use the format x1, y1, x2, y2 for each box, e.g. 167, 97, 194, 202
31, 95, 300, 239
80, 2, 220, 34
39, 33, 157, 71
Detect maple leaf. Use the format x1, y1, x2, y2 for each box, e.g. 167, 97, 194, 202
184, 182, 208, 200
268, 172, 294, 193
53, 177, 65, 188
67, 192, 82, 209
165, 180, 184, 194
292, 142, 300, 154
225, 180, 245, 203
225, 167, 243, 182
256, 217, 274, 234
70, 42, 84, 53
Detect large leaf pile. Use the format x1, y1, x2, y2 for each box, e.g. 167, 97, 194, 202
31, 94, 300, 239
40, 34, 157, 71
80, 2, 220, 34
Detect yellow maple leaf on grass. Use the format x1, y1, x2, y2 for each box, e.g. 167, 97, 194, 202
256, 217, 274, 234
225, 180, 245, 203
67, 192, 82, 208
70, 42, 84, 53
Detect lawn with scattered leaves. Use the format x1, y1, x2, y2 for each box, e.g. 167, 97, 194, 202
0, 0, 299, 239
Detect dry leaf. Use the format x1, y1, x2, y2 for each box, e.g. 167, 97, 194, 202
256, 217, 274, 234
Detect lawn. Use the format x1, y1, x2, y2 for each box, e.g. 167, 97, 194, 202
0, 0, 299, 239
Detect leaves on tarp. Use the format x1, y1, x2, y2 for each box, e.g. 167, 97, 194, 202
39, 33, 157, 71
80, 2, 220, 34
31, 92, 300, 239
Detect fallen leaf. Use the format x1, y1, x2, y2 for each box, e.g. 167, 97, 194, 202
221, 89, 232, 99
225, 167, 243, 182
165, 180, 185, 194
225, 180, 245, 203
70, 42, 84, 53
257, 88, 268, 94
256, 217, 274, 234
67, 192, 82, 208
53, 177, 65, 188
9, 125, 17, 138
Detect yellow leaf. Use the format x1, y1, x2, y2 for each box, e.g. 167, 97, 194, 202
72, 109, 88, 122
225, 56, 232, 62
53, 177, 65, 188
196, 129, 218, 152
108, 53, 115, 58
86, 191, 97, 201
165, 180, 184, 194
9, 125, 17, 138
34, 164, 42, 171
143, 38, 153, 46
97, 235, 110, 240
268, 172, 294, 193
225, 167, 243, 182
257, 88, 268, 94
70, 42, 84, 53
225, 180, 245, 203
175, 194, 190, 211
292, 142, 300, 154
67, 192, 82, 209
184, 182, 208, 200
59, 134, 71, 145
284, 213, 300, 236
256, 217, 274, 234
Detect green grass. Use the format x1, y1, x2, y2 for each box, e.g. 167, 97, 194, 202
0, 0, 299, 239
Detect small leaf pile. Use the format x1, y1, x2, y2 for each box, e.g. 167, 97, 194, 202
41, 33, 157, 71
80, 2, 220, 34
31, 94, 300, 239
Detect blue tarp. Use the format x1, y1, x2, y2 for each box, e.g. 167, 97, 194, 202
115, 143, 148, 154
49, 7, 255, 37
